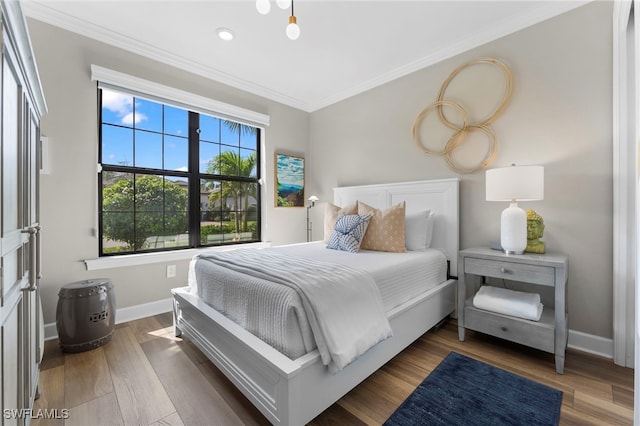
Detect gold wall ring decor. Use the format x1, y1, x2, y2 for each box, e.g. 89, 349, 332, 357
413, 100, 469, 156
444, 124, 497, 174
437, 58, 513, 128
412, 57, 513, 174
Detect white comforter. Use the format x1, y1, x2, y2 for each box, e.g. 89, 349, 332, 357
194, 248, 393, 371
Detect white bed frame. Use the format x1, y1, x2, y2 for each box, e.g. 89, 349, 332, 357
172, 178, 459, 425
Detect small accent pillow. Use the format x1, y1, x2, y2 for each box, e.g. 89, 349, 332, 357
326, 213, 372, 253
425, 210, 435, 248
324, 202, 358, 243
406, 209, 433, 251
358, 201, 406, 253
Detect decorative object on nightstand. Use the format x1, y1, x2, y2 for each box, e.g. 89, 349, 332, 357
486, 164, 544, 254
526, 209, 546, 253
457, 247, 568, 373
306, 195, 319, 242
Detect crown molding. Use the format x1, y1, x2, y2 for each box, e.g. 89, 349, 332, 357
2, 0, 48, 117
23, 1, 589, 113
21, 1, 312, 112
309, 0, 591, 111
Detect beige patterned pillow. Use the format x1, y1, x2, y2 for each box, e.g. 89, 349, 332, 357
358, 201, 406, 252
323, 202, 358, 242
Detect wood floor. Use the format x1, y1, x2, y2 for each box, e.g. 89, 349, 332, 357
33, 312, 633, 426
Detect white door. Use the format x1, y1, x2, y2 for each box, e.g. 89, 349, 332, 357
0, 22, 43, 425
22, 93, 43, 412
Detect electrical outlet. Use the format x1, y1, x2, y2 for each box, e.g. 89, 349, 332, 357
166, 264, 176, 278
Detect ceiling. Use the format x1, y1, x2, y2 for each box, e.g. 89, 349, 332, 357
21, 0, 588, 112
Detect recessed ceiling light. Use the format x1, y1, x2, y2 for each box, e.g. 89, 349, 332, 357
217, 28, 234, 41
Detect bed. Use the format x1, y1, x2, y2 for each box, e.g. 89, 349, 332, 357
172, 178, 459, 425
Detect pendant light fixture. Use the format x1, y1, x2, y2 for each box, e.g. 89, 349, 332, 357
256, 0, 300, 40
256, 0, 270, 15
286, 0, 300, 40
276, 0, 291, 9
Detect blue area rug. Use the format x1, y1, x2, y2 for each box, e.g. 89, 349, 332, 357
384, 352, 562, 426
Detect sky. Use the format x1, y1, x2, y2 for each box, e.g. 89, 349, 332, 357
276, 154, 304, 188
101, 89, 257, 174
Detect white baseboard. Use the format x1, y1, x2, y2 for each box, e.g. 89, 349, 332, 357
44, 297, 616, 360
44, 297, 173, 341
568, 328, 614, 359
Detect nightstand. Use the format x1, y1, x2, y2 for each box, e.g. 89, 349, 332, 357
457, 247, 568, 373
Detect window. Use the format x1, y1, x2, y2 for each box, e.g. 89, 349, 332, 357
99, 88, 261, 255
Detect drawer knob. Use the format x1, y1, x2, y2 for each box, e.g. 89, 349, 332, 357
500, 267, 510, 273
500, 326, 508, 332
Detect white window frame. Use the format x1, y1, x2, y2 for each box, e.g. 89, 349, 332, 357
85, 66, 270, 270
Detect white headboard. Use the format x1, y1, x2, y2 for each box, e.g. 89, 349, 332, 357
333, 178, 460, 274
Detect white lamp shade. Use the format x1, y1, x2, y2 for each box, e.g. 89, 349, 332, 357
486, 165, 544, 201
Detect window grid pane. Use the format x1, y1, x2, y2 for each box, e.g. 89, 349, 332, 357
99, 88, 260, 255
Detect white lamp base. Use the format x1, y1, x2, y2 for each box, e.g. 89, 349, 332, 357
500, 201, 526, 254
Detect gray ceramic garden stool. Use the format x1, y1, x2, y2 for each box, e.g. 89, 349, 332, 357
56, 278, 116, 352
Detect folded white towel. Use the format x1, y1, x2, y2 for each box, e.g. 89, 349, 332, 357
472, 285, 543, 321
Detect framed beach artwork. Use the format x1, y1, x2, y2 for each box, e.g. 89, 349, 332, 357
275, 153, 304, 207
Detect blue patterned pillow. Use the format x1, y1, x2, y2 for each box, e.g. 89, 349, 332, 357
327, 213, 372, 253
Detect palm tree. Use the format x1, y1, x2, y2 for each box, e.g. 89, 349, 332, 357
223, 121, 257, 137
207, 150, 257, 234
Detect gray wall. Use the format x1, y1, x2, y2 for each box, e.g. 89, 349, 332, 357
28, 19, 309, 325
29, 0, 614, 340
309, 1, 613, 339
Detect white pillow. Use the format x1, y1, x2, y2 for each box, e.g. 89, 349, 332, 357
425, 210, 435, 248
405, 210, 435, 251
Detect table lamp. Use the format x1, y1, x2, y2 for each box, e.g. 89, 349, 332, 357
486, 165, 544, 254
306, 195, 319, 242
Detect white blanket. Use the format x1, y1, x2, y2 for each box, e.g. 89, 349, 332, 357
196, 249, 393, 371
472, 285, 543, 321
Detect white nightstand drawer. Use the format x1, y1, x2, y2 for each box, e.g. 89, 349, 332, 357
464, 257, 555, 286
464, 304, 555, 353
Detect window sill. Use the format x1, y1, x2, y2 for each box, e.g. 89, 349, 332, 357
84, 242, 271, 271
